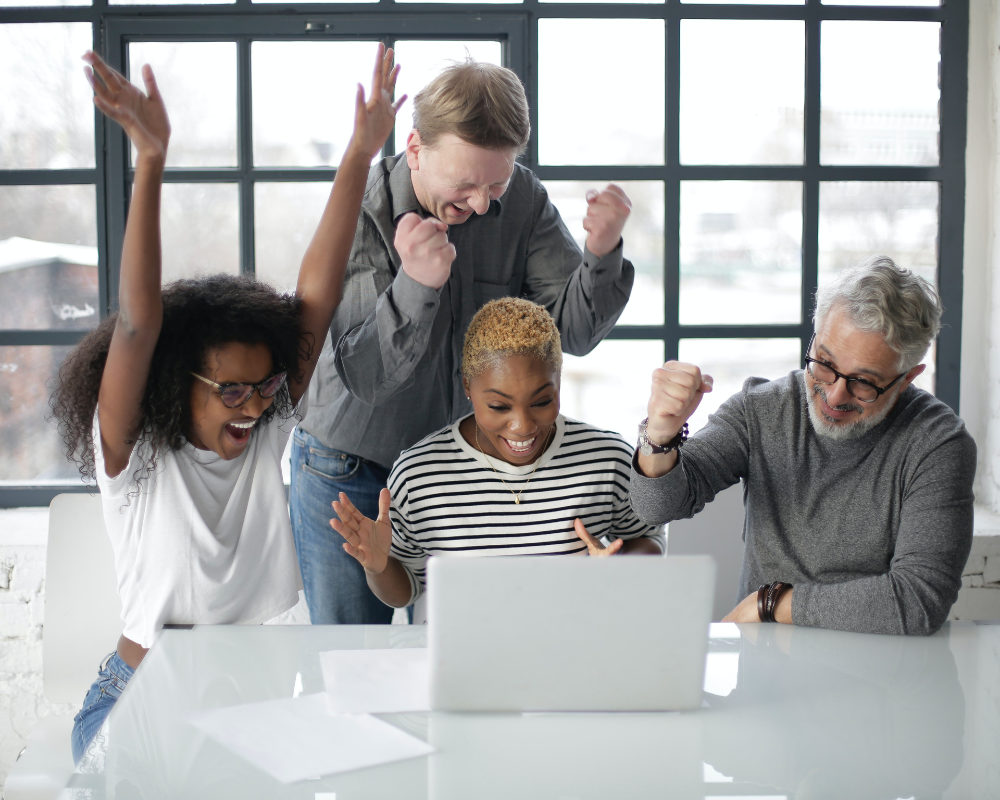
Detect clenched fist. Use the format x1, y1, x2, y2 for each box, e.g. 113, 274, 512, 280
583, 184, 631, 258
646, 362, 713, 445
395, 212, 456, 289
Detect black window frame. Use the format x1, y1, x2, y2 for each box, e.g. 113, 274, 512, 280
0, 0, 968, 507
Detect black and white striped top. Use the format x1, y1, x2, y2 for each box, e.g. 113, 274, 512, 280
388, 414, 665, 603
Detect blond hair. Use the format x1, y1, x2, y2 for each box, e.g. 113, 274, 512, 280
412, 59, 531, 154
462, 298, 562, 380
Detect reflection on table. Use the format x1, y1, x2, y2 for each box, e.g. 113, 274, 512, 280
65, 622, 999, 799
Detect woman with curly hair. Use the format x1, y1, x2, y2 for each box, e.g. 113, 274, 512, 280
52, 46, 404, 762
332, 297, 665, 617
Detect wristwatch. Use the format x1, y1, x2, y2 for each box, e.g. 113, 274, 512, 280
637, 418, 688, 456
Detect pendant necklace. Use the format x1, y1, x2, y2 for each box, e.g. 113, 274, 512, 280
475, 425, 553, 505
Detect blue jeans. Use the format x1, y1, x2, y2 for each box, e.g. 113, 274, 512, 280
71, 651, 135, 764
290, 429, 395, 624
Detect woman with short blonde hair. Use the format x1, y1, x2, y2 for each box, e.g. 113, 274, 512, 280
332, 298, 664, 611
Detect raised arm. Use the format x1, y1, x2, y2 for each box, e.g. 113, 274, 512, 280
289, 44, 406, 404
84, 51, 171, 478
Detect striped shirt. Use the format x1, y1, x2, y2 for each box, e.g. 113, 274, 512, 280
388, 414, 665, 603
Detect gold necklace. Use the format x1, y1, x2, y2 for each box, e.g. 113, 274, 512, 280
475, 424, 553, 505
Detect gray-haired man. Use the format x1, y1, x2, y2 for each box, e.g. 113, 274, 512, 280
630, 256, 976, 635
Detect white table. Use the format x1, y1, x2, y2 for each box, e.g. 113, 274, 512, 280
62, 622, 1000, 798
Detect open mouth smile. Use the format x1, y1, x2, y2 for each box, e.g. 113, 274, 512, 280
499, 434, 537, 455
224, 419, 257, 443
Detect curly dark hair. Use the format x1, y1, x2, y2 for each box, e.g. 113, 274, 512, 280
51, 274, 308, 487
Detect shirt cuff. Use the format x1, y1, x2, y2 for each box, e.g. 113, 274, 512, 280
583, 239, 625, 285
390, 267, 442, 322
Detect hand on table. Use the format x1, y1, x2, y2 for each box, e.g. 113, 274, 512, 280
331, 488, 392, 575
83, 50, 170, 161
348, 43, 407, 161
573, 518, 622, 557
396, 212, 456, 289
583, 183, 631, 258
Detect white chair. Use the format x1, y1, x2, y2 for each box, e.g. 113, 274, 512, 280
666, 483, 746, 622
3, 493, 122, 800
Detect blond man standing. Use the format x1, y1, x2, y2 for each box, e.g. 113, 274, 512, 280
292, 60, 635, 624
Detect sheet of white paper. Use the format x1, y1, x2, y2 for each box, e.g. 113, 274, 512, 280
189, 693, 432, 783
320, 648, 430, 714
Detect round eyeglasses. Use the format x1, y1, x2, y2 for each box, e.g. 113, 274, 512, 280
190, 371, 287, 408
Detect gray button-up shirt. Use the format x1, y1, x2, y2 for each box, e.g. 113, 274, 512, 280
298, 154, 634, 468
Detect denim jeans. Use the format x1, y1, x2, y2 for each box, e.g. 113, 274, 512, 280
290, 429, 395, 624
71, 651, 135, 764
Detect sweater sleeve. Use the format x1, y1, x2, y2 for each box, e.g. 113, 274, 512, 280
629, 381, 755, 525
792, 432, 977, 636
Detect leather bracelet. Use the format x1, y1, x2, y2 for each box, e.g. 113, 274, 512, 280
756, 584, 769, 622
763, 582, 791, 623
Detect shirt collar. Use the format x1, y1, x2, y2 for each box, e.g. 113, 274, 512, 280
389, 155, 423, 222
388, 153, 507, 223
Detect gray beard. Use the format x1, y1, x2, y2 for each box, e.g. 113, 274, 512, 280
806, 382, 897, 441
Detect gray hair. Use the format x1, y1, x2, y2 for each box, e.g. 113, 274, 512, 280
813, 255, 942, 372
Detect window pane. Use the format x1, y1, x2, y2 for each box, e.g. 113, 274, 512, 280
821, 22, 940, 166
542, 180, 664, 325
252, 41, 378, 167
0, 185, 98, 330
686, 0, 800, 4
391, 40, 504, 155
678, 339, 801, 433
680, 21, 804, 165
128, 42, 237, 168
0, 345, 78, 483
538, 20, 664, 166
818, 181, 938, 394
826, 0, 937, 7
255, 182, 331, 294
818, 182, 938, 288
160, 183, 239, 283
680, 181, 802, 326
546, 0, 662, 5
561, 340, 664, 439
0, 0, 88, 5
0, 23, 94, 169
112, 0, 232, 6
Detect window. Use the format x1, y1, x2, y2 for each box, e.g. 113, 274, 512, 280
0, 0, 968, 505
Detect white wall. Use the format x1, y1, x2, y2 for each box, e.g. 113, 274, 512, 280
963, 0, 1000, 512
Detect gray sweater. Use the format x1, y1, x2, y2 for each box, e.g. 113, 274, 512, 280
629, 372, 977, 635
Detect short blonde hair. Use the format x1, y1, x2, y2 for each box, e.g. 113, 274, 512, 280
412, 59, 531, 154
463, 298, 562, 380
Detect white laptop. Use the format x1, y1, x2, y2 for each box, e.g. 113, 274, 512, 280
427, 555, 715, 712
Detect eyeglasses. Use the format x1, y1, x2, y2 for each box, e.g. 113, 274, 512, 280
190, 370, 287, 408
803, 335, 904, 403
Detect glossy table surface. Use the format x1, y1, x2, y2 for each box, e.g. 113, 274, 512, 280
69, 621, 1000, 799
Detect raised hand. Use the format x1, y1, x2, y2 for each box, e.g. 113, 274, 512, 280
646, 361, 713, 446
350, 43, 407, 161
83, 50, 170, 161
395, 212, 456, 289
574, 518, 623, 557
582, 183, 631, 258
331, 489, 392, 575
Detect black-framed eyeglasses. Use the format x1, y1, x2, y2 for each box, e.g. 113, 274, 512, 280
804, 335, 905, 404
190, 370, 287, 408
